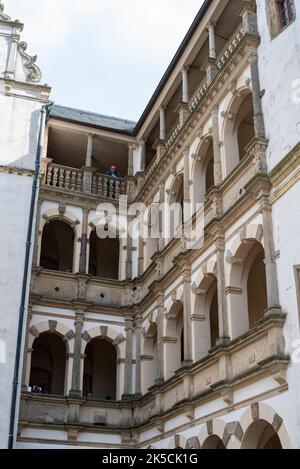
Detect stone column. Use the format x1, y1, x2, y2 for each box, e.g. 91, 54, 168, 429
183, 147, 192, 241
69, 312, 84, 398
208, 22, 216, 59
140, 140, 146, 172
21, 305, 33, 392
155, 292, 165, 385
248, 50, 266, 138
182, 67, 189, 103
135, 315, 142, 397
86, 134, 93, 167
138, 234, 144, 277
259, 197, 281, 313
126, 224, 133, 280
215, 237, 230, 344
123, 317, 133, 398
182, 267, 193, 365
83, 134, 95, 194
159, 107, 166, 141
79, 208, 89, 274
128, 143, 134, 177
211, 106, 222, 186
158, 183, 165, 252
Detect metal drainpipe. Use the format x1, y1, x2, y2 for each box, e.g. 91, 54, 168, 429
8, 101, 53, 449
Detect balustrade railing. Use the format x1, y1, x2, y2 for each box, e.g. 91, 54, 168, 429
216, 25, 244, 70
91, 172, 126, 199
44, 163, 126, 199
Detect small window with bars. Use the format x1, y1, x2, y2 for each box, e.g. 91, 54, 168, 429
278, 0, 296, 28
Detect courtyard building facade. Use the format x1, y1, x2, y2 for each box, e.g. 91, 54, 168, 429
1, 0, 300, 449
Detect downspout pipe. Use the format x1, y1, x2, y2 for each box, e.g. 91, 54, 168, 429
8, 102, 52, 449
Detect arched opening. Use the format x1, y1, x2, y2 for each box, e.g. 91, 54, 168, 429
228, 240, 268, 338
83, 338, 117, 400
202, 435, 226, 449
40, 220, 75, 272
193, 274, 220, 359
145, 206, 159, 270
181, 328, 184, 363
88, 228, 120, 279
223, 92, 255, 177
142, 323, 158, 393
241, 420, 282, 449
29, 332, 66, 395
236, 94, 255, 159
165, 301, 184, 379
169, 175, 184, 238
247, 244, 268, 329
205, 141, 214, 194
209, 279, 219, 347
193, 138, 214, 206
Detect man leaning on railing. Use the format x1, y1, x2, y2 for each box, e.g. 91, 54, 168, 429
106, 165, 123, 179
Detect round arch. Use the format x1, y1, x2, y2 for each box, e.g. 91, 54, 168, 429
164, 300, 184, 379
168, 434, 187, 449
240, 403, 292, 449
87, 219, 125, 280
82, 326, 126, 401
141, 321, 158, 394
26, 320, 75, 395
226, 225, 267, 338
37, 207, 81, 273
191, 134, 214, 207
198, 419, 226, 448
220, 85, 254, 177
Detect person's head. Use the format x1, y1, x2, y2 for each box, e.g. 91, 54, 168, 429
111, 165, 117, 173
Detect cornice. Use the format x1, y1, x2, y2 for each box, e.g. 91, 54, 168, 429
0, 165, 35, 177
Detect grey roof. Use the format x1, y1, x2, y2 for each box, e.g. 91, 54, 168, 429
50, 104, 136, 133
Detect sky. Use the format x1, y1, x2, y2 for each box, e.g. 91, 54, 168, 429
5, 0, 204, 121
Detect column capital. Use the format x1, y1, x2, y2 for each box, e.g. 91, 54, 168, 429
247, 49, 258, 65
206, 20, 216, 29
209, 104, 219, 116
237, 0, 257, 16
124, 317, 134, 330
135, 315, 143, 329
183, 146, 190, 157
74, 312, 85, 325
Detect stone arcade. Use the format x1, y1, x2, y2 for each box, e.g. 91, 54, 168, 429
0, 0, 300, 449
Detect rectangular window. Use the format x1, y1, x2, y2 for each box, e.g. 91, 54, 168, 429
279, 0, 296, 28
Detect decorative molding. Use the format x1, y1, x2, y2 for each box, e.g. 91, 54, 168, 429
0, 1, 11, 21
0, 165, 35, 177
17, 41, 42, 82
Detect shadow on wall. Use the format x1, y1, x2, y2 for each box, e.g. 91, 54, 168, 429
2, 108, 41, 170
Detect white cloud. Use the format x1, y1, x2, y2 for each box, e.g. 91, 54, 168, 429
5, 0, 203, 119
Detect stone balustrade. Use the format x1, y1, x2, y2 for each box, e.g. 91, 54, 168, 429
44, 163, 126, 200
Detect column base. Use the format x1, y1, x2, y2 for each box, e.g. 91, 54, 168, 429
264, 306, 283, 318
215, 336, 231, 347
69, 389, 82, 399
181, 360, 193, 368
121, 393, 135, 402
154, 378, 165, 387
